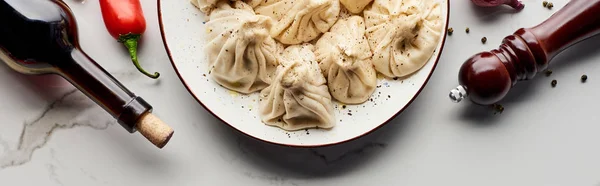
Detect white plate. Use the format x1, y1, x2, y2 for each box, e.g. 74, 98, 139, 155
158, 0, 450, 147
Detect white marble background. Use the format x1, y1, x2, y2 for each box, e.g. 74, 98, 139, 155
3, 0, 600, 185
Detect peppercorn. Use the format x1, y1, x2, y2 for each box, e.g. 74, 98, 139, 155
492, 104, 504, 114
545, 70, 553, 77
581, 75, 588, 82
481, 37, 487, 44
551, 80, 557, 87
448, 27, 454, 35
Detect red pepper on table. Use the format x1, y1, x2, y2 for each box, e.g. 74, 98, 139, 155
99, 0, 160, 79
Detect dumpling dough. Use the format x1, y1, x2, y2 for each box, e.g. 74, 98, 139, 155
364, 0, 443, 78
205, 2, 282, 94
340, 0, 373, 14
259, 44, 335, 131
191, 0, 262, 14
253, 0, 341, 45
315, 16, 377, 104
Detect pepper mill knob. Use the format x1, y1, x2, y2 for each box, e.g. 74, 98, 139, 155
455, 52, 513, 105
452, 0, 600, 105
449, 85, 468, 103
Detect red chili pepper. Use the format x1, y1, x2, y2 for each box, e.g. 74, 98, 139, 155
99, 0, 160, 79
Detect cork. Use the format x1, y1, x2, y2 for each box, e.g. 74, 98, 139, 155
136, 113, 174, 149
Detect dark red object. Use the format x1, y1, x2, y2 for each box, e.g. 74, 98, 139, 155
100, 0, 159, 79
0, 0, 173, 148
470, 0, 524, 10
456, 0, 600, 105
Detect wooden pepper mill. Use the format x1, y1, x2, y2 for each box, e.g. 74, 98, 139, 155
450, 0, 600, 105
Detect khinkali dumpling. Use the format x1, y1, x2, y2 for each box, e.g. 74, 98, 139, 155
253, 0, 341, 45
205, 2, 282, 94
364, 0, 443, 78
340, 0, 373, 14
259, 44, 335, 131
191, 0, 262, 14
315, 16, 377, 104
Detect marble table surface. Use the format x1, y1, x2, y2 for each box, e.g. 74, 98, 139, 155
3, 0, 600, 185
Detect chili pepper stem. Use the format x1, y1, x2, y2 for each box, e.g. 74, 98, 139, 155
118, 34, 160, 79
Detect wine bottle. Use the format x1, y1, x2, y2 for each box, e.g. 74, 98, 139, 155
0, 0, 174, 148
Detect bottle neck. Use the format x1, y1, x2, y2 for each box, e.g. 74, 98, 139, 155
55, 48, 152, 133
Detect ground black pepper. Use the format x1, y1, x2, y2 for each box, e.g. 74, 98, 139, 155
465, 27, 470, 33
481, 37, 487, 44
551, 80, 557, 87
582, 75, 588, 82
543, 1, 548, 7
448, 27, 454, 35
545, 70, 553, 77
492, 104, 504, 114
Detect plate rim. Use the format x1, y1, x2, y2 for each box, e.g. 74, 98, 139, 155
157, 0, 451, 148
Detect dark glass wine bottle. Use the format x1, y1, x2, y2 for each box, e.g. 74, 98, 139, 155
0, 0, 174, 148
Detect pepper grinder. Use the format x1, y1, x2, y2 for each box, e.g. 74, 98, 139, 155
450, 0, 600, 105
